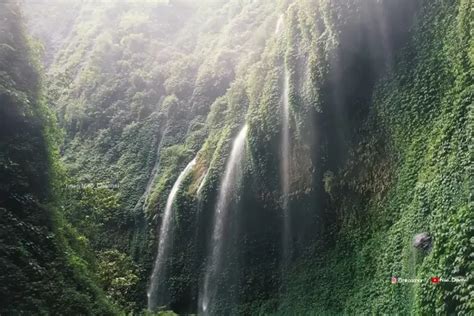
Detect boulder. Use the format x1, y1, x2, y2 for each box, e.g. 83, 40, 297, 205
413, 232, 432, 251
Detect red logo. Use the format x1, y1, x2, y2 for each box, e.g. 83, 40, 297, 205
391, 276, 398, 284
431, 277, 440, 284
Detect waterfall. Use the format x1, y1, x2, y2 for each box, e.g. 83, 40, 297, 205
281, 63, 292, 270
197, 169, 209, 197
199, 125, 248, 315
133, 115, 168, 213
275, 14, 284, 35
132, 133, 165, 212
147, 157, 196, 311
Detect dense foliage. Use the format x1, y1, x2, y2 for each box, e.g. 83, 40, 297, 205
1, 0, 471, 314
274, 1, 473, 314
0, 2, 116, 314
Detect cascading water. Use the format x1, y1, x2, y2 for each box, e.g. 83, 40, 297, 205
197, 170, 209, 197
275, 14, 284, 35
133, 133, 166, 212
199, 125, 248, 315
281, 63, 292, 270
147, 157, 196, 311
275, 12, 292, 271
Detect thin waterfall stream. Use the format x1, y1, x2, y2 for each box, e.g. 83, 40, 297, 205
199, 125, 248, 315
275, 12, 292, 271
148, 157, 196, 311
275, 14, 284, 35
281, 63, 292, 271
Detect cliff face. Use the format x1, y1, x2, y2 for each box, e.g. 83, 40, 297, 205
0, 2, 116, 314
277, 1, 473, 314
10, 0, 473, 314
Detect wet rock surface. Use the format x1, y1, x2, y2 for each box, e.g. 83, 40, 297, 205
413, 232, 432, 251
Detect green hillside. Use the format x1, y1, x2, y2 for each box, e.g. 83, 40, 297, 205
0, 0, 472, 314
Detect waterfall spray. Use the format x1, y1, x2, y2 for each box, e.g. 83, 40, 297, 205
275, 14, 284, 35
148, 158, 196, 311
199, 125, 248, 315
281, 63, 292, 271
275, 12, 292, 270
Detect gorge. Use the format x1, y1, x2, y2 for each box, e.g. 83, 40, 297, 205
0, 0, 472, 315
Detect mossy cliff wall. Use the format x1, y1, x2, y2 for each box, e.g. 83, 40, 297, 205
8, 0, 472, 314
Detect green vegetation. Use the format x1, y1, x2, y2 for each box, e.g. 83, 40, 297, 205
273, 1, 473, 314
0, 2, 116, 314
1, 0, 471, 314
